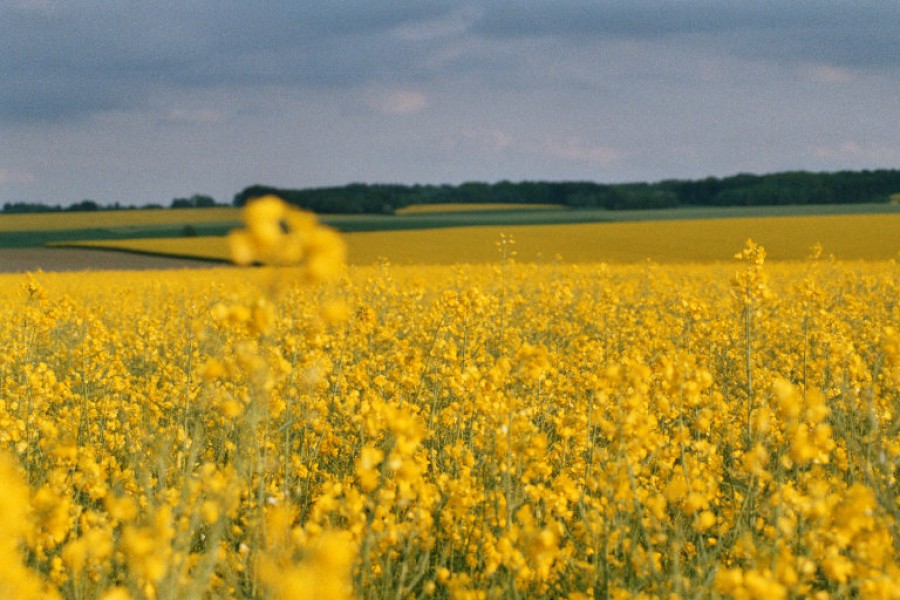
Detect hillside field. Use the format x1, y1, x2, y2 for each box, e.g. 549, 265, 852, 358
49, 212, 900, 265
394, 203, 562, 215
4, 201, 899, 251
0, 207, 242, 233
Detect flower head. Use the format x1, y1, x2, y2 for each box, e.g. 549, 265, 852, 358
229, 195, 346, 280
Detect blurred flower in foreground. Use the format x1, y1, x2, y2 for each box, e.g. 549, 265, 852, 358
259, 505, 356, 600
229, 195, 346, 280
0, 453, 61, 599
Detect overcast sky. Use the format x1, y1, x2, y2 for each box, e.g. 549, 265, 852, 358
1, 1, 898, 207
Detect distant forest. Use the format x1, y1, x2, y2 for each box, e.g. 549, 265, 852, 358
235, 169, 900, 213
2, 194, 218, 214
4, 170, 900, 214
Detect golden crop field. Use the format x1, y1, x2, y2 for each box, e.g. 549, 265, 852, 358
49, 237, 234, 262
343, 213, 900, 264
0, 207, 241, 232
1, 197, 898, 599
58, 212, 900, 265
394, 203, 562, 215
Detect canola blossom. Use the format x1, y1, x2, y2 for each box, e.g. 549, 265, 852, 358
0, 198, 898, 599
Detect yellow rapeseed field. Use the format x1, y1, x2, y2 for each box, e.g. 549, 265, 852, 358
53, 237, 235, 262
0, 207, 240, 232
394, 203, 562, 215
344, 213, 900, 264
1, 197, 898, 599
61, 212, 900, 265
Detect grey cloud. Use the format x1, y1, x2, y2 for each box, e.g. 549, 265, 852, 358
0, 77, 148, 121
2, 5, 191, 120
473, 1, 900, 69
2, 1, 896, 125
0, 1, 465, 121
473, 1, 763, 38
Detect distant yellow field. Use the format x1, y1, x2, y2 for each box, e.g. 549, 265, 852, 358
55, 213, 900, 264
345, 213, 900, 264
395, 203, 562, 215
0, 207, 241, 232
51, 236, 233, 260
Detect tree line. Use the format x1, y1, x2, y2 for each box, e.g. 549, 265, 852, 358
4, 170, 899, 214
2, 194, 221, 214
233, 170, 900, 213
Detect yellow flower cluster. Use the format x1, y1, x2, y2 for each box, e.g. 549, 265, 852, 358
228, 195, 346, 280
0, 230, 898, 598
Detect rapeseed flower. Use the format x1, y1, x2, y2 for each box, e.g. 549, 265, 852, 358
228, 195, 346, 281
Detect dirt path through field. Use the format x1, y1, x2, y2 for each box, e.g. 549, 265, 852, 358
0, 248, 227, 273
